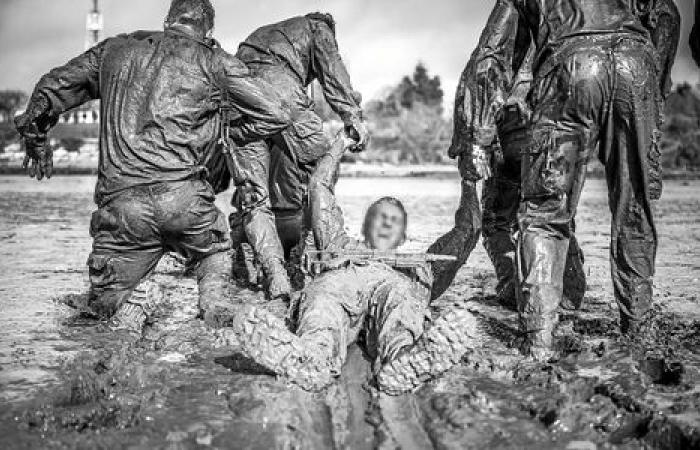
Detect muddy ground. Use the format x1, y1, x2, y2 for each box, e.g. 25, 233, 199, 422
0, 175, 699, 449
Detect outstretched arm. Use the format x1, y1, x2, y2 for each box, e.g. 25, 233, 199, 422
644, 0, 681, 98
310, 16, 369, 151
308, 134, 361, 251
214, 51, 291, 145
449, 0, 528, 179
16, 41, 106, 179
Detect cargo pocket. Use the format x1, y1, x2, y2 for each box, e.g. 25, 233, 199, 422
521, 129, 586, 200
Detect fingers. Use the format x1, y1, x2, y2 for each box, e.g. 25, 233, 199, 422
40, 148, 53, 179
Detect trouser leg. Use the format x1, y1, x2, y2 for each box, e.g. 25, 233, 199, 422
158, 179, 233, 326
364, 277, 431, 367
196, 251, 233, 327
602, 45, 660, 334
87, 192, 163, 320
296, 267, 369, 374
482, 176, 520, 309
428, 158, 482, 299
232, 140, 290, 298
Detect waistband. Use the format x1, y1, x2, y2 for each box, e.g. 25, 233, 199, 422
535, 32, 654, 78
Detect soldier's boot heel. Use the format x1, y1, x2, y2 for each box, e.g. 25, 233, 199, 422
217, 306, 334, 391
376, 307, 484, 396
108, 280, 162, 337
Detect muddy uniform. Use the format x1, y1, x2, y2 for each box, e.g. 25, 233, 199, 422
216, 14, 363, 282
460, 0, 680, 354
17, 15, 289, 321
227, 139, 481, 394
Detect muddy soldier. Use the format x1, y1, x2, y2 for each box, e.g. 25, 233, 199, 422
212, 13, 369, 301
432, 49, 587, 310
451, 0, 680, 360
436, 0, 679, 313
218, 135, 483, 394
15, 0, 290, 331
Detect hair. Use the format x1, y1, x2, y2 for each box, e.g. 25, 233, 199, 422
361, 196, 408, 240
165, 0, 215, 35
305, 12, 336, 34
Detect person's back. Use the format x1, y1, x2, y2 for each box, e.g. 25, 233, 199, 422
237, 15, 317, 87
94, 30, 223, 201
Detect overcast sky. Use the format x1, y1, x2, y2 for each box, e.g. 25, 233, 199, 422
0, 0, 697, 104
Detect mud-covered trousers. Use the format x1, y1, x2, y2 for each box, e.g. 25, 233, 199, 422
482, 114, 586, 310
295, 262, 430, 373
87, 179, 232, 319
231, 65, 330, 270
518, 36, 661, 348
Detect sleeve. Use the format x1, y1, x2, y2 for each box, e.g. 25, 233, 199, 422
310, 19, 363, 126
214, 51, 291, 145
449, 0, 527, 155
308, 136, 361, 251
690, 0, 700, 67
646, 0, 681, 98
29, 39, 106, 120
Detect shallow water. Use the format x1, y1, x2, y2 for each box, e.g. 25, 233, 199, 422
0, 175, 699, 449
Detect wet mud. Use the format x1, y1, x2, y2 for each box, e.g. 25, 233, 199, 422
1, 176, 700, 449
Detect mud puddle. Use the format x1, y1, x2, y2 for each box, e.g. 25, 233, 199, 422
2, 177, 700, 449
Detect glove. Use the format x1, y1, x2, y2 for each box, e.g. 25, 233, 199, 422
344, 117, 370, 153
15, 94, 55, 181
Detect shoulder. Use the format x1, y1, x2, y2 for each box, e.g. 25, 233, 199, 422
212, 48, 250, 76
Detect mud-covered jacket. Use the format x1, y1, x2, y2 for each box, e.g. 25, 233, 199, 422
450, 0, 680, 159
25, 26, 290, 205
236, 14, 362, 126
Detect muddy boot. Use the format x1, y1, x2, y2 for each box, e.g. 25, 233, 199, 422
197, 251, 234, 328
108, 280, 162, 336
376, 307, 484, 395
220, 306, 334, 391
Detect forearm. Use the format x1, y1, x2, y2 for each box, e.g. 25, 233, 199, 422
308, 136, 358, 250
32, 44, 103, 116
458, 0, 523, 149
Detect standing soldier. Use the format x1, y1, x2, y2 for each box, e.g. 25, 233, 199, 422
452, 0, 679, 360
214, 13, 369, 301
432, 48, 586, 309
15, 0, 290, 331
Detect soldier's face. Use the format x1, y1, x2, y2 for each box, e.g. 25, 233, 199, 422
365, 203, 406, 251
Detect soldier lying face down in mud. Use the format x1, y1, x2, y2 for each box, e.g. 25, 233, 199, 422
216, 134, 486, 395
203, 12, 370, 303
14, 0, 291, 333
